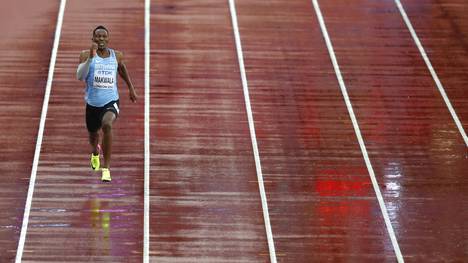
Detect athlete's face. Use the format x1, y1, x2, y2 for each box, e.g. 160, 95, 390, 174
93, 29, 109, 50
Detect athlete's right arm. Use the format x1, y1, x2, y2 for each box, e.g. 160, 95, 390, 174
76, 43, 97, 81
76, 51, 91, 81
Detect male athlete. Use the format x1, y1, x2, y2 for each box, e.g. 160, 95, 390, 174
76, 25, 137, 182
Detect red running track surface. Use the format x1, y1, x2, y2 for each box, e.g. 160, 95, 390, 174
20, 0, 145, 261
0, 0, 59, 260
0, 0, 466, 262
318, 0, 467, 261
149, 0, 270, 261
236, 0, 397, 261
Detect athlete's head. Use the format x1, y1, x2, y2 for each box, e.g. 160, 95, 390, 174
92, 25, 109, 50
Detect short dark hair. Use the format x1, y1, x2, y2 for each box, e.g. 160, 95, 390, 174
93, 25, 109, 36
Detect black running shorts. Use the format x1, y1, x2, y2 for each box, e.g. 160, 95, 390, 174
86, 100, 120, 133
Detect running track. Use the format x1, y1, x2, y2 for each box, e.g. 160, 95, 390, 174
0, 0, 466, 262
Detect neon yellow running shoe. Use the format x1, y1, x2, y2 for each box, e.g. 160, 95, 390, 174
90, 154, 100, 171
90, 144, 101, 171
101, 168, 111, 182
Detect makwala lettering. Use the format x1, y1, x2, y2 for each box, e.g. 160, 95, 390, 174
93, 62, 117, 89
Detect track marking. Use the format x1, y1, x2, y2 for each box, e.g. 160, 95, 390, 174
144, 0, 150, 261
310, 1, 405, 262
15, 0, 67, 262
227, 1, 277, 262
395, 0, 468, 146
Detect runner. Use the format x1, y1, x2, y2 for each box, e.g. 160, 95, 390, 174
76, 25, 137, 182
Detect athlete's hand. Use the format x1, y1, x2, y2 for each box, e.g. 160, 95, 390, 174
129, 89, 138, 103
89, 43, 98, 58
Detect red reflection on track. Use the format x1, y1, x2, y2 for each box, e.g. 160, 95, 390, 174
314, 167, 371, 222
315, 180, 369, 197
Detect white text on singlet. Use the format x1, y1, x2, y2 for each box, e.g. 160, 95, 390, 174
93, 63, 116, 89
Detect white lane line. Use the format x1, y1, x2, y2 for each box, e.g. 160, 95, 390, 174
144, 0, 150, 261
15, 0, 67, 262
311, 1, 405, 262
395, 0, 467, 146
227, 1, 277, 262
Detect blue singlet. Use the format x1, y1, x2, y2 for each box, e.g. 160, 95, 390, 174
85, 48, 119, 107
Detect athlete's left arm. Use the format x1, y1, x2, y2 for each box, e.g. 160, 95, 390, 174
116, 51, 137, 103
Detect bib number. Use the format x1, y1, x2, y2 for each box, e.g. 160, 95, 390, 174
93, 63, 116, 89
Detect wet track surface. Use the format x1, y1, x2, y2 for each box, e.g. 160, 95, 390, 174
0, 0, 466, 262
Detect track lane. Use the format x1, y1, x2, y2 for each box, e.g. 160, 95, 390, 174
0, 0, 59, 260
401, 0, 468, 137
318, 0, 468, 261
148, 0, 270, 261
19, 0, 145, 261
235, 0, 398, 261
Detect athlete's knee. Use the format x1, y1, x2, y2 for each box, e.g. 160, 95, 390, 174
102, 120, 113, 132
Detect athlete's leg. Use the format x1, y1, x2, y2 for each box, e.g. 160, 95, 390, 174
87, 104, 102, 170
101, 111, 116, 169
89, 132, 100, 155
